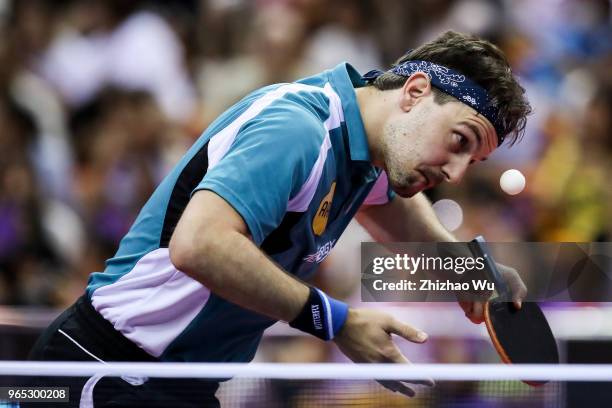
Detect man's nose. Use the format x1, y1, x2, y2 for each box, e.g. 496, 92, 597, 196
441, 155, 471, 184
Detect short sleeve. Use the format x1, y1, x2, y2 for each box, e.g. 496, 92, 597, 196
195, 104, 325, 245
362, 170, 396, 205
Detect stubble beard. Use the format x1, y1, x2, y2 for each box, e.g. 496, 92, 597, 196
380, 121, 422, 197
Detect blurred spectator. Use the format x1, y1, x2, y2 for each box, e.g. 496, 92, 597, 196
69, 88, 168, 257
0, 93, 66, 305
0, 0, 609, 308
197, 1, 308, 124
38, 0, 198, 123
299, 0, 383, 75
531, 80, 612, 241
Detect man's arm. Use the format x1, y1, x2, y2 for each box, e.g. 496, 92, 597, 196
170, 190, 429, 396
356, 193, 526, 322
169, 190, 309, 322
356, 193, 455, 243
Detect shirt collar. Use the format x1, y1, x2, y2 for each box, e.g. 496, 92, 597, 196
328, 62, 371, 163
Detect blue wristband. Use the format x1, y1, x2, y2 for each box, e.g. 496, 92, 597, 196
289, 287, 349, 341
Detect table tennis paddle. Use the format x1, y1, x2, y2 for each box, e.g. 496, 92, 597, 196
469, 236, 559, 386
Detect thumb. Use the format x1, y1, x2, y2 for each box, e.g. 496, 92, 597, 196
385, 319, 428, 344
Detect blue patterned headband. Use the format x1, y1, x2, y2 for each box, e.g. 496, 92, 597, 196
363, 60, 504, 145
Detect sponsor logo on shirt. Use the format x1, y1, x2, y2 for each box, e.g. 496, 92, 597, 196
303, 239, 337, 263
312, 182, 336, 236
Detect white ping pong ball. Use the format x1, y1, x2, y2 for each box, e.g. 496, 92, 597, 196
500, 169, 526, 195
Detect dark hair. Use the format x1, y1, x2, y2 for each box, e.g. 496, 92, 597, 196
370, 31, 531, 146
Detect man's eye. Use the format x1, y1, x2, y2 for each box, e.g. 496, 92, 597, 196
454, 133, 469, 149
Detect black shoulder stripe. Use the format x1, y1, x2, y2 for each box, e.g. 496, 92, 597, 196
160, 143, 209, 247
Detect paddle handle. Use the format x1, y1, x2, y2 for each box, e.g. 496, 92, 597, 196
469, 236, 510, 300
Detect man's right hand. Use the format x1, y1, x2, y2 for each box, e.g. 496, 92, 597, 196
333, 308, 434, 397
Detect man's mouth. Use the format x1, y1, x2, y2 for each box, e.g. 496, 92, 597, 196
394, 170, 437, 197
418, 169, 444, 190
416, 170, 430, 190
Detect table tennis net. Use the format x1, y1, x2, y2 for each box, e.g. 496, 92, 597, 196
218, 377, 562, 407
1, 362, 609, 407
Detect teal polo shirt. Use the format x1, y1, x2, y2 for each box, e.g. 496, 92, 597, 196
85, 63, 395, 363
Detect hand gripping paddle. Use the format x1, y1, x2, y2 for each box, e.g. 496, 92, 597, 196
469, 236, 559, 385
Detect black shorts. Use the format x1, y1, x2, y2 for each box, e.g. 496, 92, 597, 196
25, 295, 220, 408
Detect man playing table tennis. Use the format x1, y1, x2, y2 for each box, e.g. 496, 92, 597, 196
30, 30, 530, 406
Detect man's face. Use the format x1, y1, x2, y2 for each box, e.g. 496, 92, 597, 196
379, 93, 498, 198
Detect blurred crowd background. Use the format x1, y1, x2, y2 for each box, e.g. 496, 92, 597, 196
0, 0, 610, 312
0, 4, 611, 406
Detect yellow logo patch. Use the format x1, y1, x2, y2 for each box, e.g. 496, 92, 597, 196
312, 182, 336, 236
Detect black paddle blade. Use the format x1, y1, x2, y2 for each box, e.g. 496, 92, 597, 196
485, 301, 559, 384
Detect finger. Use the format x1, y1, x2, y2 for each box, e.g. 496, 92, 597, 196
498, 264, 527, 309
385, 319, 428, 343
510, 283, 527, 309
508, 276, 527, 299
461, 302, 477, 322
378, 380, 416, 397
392, 382, 417, 397
458, 300, 472, 314
384, 349, 436, 386
381, 343, 411, 365
402, 378, 435, 387
468, 302, 485, 324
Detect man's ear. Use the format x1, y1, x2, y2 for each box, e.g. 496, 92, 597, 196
399, 72, 432, 112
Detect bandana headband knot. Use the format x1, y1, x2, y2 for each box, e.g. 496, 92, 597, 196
363, 60, 504, 145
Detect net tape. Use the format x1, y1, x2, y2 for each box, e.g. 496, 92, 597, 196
0, 363, 611, 382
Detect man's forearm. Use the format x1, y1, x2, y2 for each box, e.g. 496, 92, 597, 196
357, 193, 456, 242
169, 191, 310, 324
179, 230, 309, 322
